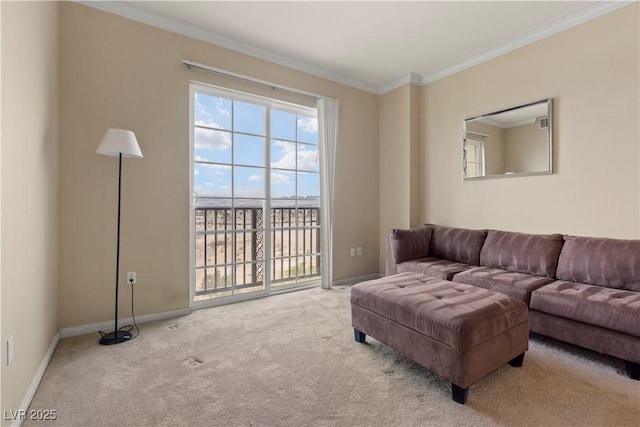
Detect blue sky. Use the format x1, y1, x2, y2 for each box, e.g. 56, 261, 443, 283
193, 92, 319, 200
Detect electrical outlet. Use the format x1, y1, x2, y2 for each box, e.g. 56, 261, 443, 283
350, 248, 356, 257
127, 271, 137, 285
357, 246, 362, 256
7, 336, 14, 366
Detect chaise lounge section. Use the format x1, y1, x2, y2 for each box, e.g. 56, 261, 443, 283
528, 235, 640, 379
385, 224, 640, 379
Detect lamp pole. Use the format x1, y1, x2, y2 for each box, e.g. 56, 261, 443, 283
113, 153, 122, 336
100, 153, 132, 344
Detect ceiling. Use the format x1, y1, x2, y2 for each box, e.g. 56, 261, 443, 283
87, 1, 630, 94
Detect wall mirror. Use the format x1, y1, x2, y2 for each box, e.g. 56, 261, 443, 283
463, 98, 552, 180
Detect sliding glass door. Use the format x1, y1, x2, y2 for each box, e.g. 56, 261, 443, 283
190, 83, 321, 305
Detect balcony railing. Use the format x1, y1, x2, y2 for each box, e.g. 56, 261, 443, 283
194, 206, 321, 299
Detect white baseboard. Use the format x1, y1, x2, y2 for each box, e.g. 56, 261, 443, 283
12, 331, 61, 427
332, 273, 382, 287
59, 307, 192, 339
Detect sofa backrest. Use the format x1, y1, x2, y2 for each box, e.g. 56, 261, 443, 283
556, 235, 640, 291
426, 224, 487, 266
480, 230, 564, 278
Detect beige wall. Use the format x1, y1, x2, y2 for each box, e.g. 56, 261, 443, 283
1, 1, 59, 418
421, 4, 639, 238
409, 84, 421, 228
58, 3, 379, 328
379, 84, 420, 270
1, 1, 3, 413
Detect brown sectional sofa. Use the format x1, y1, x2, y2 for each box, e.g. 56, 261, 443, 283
386, 223, 640, 379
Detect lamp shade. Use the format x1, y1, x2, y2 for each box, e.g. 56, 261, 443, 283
96, 128, 143, 158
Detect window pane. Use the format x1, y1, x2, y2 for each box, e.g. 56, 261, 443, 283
271, 109, 296, 141
194, 163, 231, 197
271, 140, 296, 170
234, 166, 265, 198
271, 170, 296, 198
195, 234, 205, 267
195, 268, 206, 293
195, 209, 205, 232
467, 144, 476, 158
194, 128, 232, 163
271, 206, 297, 228
233, 204, 264, 230
297, 171, 319, 199
297, 115, 318, 144
235, 134, 265, 167
234, 101, 265, 135
297, 144, 318, 172
208, 232, 233, 266
194, 93, 232, 130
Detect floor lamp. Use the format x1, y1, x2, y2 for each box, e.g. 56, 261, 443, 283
96, 128, 143, 345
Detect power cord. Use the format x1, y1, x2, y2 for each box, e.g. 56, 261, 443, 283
119, 277, 140, 338
98, 277, 140, 340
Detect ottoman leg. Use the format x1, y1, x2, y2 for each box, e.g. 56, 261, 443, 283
354, 329, 366, 343
625, 361, 640, 380
451, 384, 468, 404
508, 352, 525, 367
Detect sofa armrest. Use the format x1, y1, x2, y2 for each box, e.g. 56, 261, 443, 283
385, 226, 433, 276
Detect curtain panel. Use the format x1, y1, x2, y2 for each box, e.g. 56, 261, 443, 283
317, 98, 340, 289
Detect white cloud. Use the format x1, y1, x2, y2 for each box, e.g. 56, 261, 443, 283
194, 92, 230, 129
198, 163, 230, 175
248, 175, 262, 182
297, 148, 318, 170
271, 140, 296, 169
298, 116, 318, 133
271, 146, 318, 170
194, 96, 215, 126
215, 97, 230, 116
271, 152, 296, 169
272, 140, 295, 151
194, 127, 231, 150
194, 119, 216, 127
271, 172, 291, 184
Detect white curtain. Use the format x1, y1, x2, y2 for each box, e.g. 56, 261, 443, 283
317, 98, 340, 289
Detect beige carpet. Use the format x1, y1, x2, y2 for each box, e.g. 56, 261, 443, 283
27, 286, 639, 426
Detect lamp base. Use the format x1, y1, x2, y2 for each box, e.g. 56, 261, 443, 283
99, 330, 132, 345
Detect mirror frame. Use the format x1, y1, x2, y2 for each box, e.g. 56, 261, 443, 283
463, 98, 553, 180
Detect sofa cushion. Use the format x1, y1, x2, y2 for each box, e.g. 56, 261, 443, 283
480, 230, 564, 278
556, 235, 640, 292
389, 226, 432, 263
453, 267, 555, 304
426, 224, 487, 266
530, 281, 640, 337
397, 257, 473, 280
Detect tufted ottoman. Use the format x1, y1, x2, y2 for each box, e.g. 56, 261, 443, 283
351, 272, 529, 404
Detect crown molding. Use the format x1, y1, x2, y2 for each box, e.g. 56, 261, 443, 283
420, 1, 633, 86
378, 72, 423, 95
77, 1, 380, 94
77, 0, 633, 95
